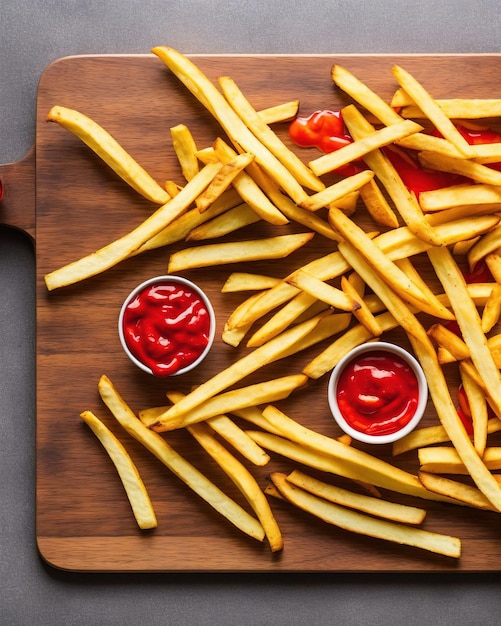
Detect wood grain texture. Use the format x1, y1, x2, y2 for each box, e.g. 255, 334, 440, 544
34, 53, 501, 572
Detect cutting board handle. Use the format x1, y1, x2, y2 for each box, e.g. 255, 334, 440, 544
0, 147, 35, 241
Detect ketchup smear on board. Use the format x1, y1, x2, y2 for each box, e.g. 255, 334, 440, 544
335, 350, 420, 436
122, 280, 212, 377
289, 110, 501, 195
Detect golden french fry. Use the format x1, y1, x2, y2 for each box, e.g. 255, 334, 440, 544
46, 105, 170, 204
149, 373, 308, 432
187, 421, 283, 552
97, 375, 265, 542
398, 98, 501, 120
418, 151, 501, 187
419, 183, 501, 212
460, 366, 488, 457
391, 65, 475, 157
300, 170, 374, 212
167, 232, 314, 272
80, 410, 157, 530
270, 472, 461, 558
418, 472, 497, 512
170, 123, 199, 181
218, 75, 324, 192
468, 225, 501, 271
257, 100, 300, 125
221, 272, 281, 293
359, 178, 399, 229
152, 46, 309, 205
485, 251, 501, 283
204, 415, 271, 466
187, 203, 260, 240
419, 446, 501, 474
482, 283, 501, 333
287, 470, 427, 525
44, 162, 223, 290
309, 115, 422, 176
287, 269, 359, 312
196, 152, 255, 212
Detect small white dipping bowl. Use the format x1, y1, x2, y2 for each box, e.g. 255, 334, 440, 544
118, 275, 216, 377
328, 341, 428, 445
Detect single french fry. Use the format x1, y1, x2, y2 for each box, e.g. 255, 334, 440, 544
485, 251, 501, 283
187, 203, 260, 240
300, 170, 374, 212
170, 123, 199, 181
97, 375, 265, 542
419, 446, 501, 474
187, 421, 283, 552
44, 162, 223, 290
418, 151, 501, 187
468, 225, 501, 271
309, 115, 423, 176
221, 273, 281, 293
218, 75, 324, 192
482, 283, 501, 333
460, 366, 488, 457
287, 470, 427, 525
419, 183, 501, 212
257, 100, 300, 125
398, 98, 501, 120
418, 472, 497, 512
270, 472, 461, 558
46, 105, 170, 204
80, 410, 157, 529
167, 232, 314, 272
391, 65, 475, 158
287, 269, 359, 312
359, 178, 399, 229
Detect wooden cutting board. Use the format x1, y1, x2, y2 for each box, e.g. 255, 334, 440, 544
4, 52, 501, 572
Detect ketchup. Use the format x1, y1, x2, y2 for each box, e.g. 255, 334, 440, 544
289, 111, 501, 195
121, 279, 212, 377
335, 350, 419, 436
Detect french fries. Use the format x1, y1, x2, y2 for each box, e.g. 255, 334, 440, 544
48, 48, 501, 560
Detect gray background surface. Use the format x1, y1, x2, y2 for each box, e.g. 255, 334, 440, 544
1, 1, 500, 624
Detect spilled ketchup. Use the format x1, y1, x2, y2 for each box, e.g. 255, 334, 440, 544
289, 110, 501, 196
335, 350, 419, 436
122, 280, 212, 377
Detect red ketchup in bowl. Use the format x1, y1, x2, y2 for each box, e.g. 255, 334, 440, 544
119, 276, 214, 377
335, 350, 419, 437
328, 342, 427, 444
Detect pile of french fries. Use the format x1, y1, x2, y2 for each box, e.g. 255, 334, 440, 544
46, 46, 501, 560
